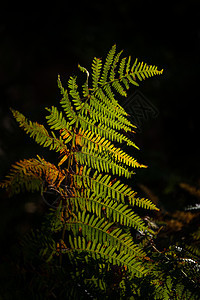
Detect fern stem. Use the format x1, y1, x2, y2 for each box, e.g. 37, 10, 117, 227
60, 102, 86, 265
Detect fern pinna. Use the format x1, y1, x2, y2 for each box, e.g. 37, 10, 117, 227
1, 45, 163, 294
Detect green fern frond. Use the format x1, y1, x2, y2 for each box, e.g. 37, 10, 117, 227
81, 102, 134, 134
68, 76, 83, 111
1, 45, 164, 294
75, 148, 134, 178
65, 211, 146, 259
112, 80, 127, 97
91, 45, 163, 101
100, 44, 117, 85
67, 191, 150, 233
100, 198, 148, 230
129, 196, 159, 211
91, 57, 102, 90
132, 61, 163, 81
11, 109, 69, 154
103, 84, 126, 113
45, 106, 73, 144
71, 165, 158, 211
78, 64, 90, 98
58, 75, 77, 123
75, 129, 142, 167
45, 106, 71, 131
67, 236, 147, 278
78, 113, 137, 148
90, 92, 134, 129
118, 57, 127, 78
109, 50, 123, 81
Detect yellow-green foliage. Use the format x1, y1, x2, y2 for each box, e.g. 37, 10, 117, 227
0, 45, 163, 280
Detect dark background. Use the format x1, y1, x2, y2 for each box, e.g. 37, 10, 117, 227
0, 1, 200, 268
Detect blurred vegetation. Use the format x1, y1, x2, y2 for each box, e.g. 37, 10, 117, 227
0, 3, 200, 299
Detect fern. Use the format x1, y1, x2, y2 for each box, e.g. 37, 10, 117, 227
0, 156, 65, 196
0, 45, 163, 296
67, 236, 147, 278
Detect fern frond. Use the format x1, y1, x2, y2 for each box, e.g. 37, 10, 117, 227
68, 76, 83, 111
1, 46, 163, 293
100, 44, 116, 85
58, 75, 77, 123
0, 156, 65, 195
101, 198, 149, 231
78, 64, 90, 97
129, 196, 159, 211
65, 211, 146, 259
75, 148, 134, 178
75, 128, 144, 169
90, 92, 134, 129
67, 191, 150, 233
91, 57, 102, 90
11, 109, 69, 154
77, 113, 138, 149
112, 80, 127, 97
118, 57, 127, 78
91, 45, 163, 105
45, 106, 73, 144
109, 50, 123, 81
81, 102, 134, 134
67, 236, 147, 278
103, 84, 127, 115
132, 61, 163, 81
71, 166, 158, 211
